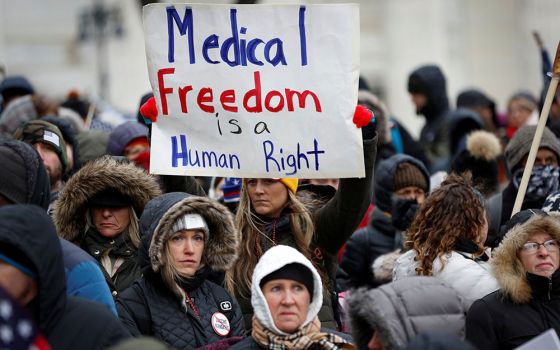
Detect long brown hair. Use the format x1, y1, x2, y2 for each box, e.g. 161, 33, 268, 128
404, 173, 487, 276
224, 185, 316, 298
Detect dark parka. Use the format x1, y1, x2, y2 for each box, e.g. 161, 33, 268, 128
337, 154, 429, 290
466, 215, 560, 350
235, 136, 377, 330
408, 65, 450, 168
0, 205, 130, 350
116, 193, 244, 350
53, 155, 162, 295
346, 277, 467, 350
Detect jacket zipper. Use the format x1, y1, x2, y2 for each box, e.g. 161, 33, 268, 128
548, 277, 552, 300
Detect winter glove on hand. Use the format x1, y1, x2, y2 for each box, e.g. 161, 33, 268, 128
140, 97, 158, 124
353, 105, 377, 140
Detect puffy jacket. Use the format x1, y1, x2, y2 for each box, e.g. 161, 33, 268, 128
466, 215, 560, 350
337, 154, 429, 290
0, 205, 130, 350
53, 156, 162, 295
117, 193, 244, 349
393, 249, 499, 310
346, 276, 467, 350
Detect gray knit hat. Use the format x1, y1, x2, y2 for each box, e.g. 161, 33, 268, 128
505, 125, 560, 171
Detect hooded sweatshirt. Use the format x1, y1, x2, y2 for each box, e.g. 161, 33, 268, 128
0, 205, 129, 350
407, 65, 450, 167
466, 214, 560, 349
116, 193, 244, 349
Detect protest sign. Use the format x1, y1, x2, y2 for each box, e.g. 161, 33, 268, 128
143, 4, 362, 178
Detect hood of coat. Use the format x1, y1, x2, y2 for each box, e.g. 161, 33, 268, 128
491, 214, 560, 303
251, 245, 323, 336
146, 193, 238, 274
53, 155, 161, 243
374, 154, 430, 213
346, 276, 465, 350
407, 65, 449, 121
0, 205, 66, 335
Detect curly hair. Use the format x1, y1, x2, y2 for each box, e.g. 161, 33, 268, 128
404, 173, 487, 276
224, 184, 318, 298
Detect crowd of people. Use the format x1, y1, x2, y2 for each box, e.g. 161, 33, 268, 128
1, 44, 560, 350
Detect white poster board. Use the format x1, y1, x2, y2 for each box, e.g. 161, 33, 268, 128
143, 4, 362, 178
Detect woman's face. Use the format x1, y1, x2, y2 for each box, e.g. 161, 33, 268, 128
507, 99, 533, 129
91, 206, 131, 238
262, 279, 310, 333
246, 179, 289, 218
168, 229, 205, 277
519, 232, 560, 278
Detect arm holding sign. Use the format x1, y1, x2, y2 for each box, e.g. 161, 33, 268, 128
311, 105, 377, 255
140, 97, 206, 196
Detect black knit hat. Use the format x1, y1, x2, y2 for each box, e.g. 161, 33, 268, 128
260, 263, 315, 300
393, 162, 429, 193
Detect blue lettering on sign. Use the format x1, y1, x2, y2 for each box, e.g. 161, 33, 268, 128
263, 138, 325, 175
166, 6, 301, 67
171, 135, 241, 169
167, 6, 195, 63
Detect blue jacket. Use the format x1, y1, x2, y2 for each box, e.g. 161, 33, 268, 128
60, 238, 117, 315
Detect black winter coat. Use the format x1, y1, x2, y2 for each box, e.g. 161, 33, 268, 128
0, 205, 130, 350
337, 154, 429, 290
466, 271, 560, 350
118, 192, 244, 349
117, 270, 244, 350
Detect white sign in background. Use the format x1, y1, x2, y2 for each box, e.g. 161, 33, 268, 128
143, 4, 362, 178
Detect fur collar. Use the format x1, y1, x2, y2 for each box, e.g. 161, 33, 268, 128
148, 196, 238, 273
53, 156, 161, 243
491, 214, 560, 303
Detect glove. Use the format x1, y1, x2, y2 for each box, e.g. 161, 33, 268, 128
353, 105, 375, 128
353, 105, 377, 140
140, 97, 158, 123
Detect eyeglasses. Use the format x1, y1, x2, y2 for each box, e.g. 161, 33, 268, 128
520, 239, 560, 254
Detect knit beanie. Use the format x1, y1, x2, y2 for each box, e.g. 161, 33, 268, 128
393, 162, 429, 193
278, 178, 298, 194
450, 130, 501, 194
259, 262, 314, 301
505, 125, 560, 172
89, 188, 133, 208
171, 213, 209, 240
222, 178, 242, 203
14, 120, 68, 170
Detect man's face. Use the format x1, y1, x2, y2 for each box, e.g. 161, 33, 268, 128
33, 142, 62, 186
410, 93, 427, 114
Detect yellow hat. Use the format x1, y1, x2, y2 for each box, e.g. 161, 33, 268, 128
279, 178, 298, 194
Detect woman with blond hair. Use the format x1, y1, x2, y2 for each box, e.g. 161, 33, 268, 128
116, 193, 244, 349
53, 155, 161, 296
393, 173, 499, 308
225, 109, 378, 330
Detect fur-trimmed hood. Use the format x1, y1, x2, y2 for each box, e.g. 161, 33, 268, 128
53, 155, 161, 243
491, 214, 560, 304
251, 245, 323, 336
346, 277, 465, 350
145, 194, 238, 274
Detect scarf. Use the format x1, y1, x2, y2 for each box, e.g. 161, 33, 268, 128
252, 316, 354, 350
513, 165, 560, 202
